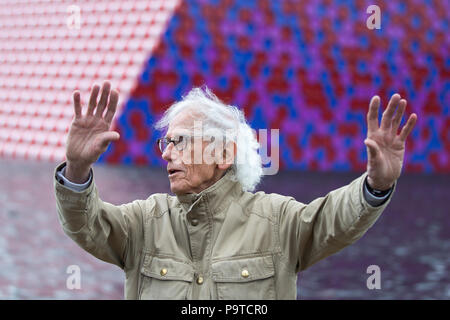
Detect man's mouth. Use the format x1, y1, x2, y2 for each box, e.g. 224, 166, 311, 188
168, 169, 183, 177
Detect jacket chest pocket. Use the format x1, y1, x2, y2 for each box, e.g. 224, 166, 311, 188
211, 255, 276, 300
139, 255, 194, 300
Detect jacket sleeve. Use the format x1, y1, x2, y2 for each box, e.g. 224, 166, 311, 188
278, 172, 396, 273
53, 162, 145, 271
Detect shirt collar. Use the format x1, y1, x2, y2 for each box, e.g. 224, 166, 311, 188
176, 169, 243, 214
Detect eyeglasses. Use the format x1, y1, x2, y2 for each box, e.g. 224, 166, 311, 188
157, 135, 212, 153
157, 136, 185, 153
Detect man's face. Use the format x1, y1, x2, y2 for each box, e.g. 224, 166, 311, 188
161, 112, 226, 195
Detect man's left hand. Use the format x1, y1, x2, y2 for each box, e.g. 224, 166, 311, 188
364, 94, 418, 190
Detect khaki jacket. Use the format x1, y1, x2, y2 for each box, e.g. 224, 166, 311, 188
54, 162, 394, 299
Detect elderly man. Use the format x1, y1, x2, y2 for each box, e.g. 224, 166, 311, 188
54, 81, 417, 299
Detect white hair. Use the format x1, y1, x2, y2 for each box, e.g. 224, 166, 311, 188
154, 86, 263, 192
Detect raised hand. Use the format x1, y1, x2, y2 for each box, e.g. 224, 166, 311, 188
364, 94, 418, 190
65, 81, 120, 183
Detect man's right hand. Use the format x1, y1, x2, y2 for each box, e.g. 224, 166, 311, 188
65, 81, 120, 183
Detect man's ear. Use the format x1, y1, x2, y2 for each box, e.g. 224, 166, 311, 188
217, 141, 236, 170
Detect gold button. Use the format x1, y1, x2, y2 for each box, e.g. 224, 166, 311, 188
241, 269, 249, 278
191, 218, 199, 226
196, 276, 204, 285
160, 268, 168, 276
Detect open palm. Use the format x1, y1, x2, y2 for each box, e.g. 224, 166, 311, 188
66, 81, 120, 169
364, 94, 417, 190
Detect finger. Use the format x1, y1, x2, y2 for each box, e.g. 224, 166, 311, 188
104, 89, 119, 124
86, 84, 100, 116
73, 91, 82, 119
364, 138, 381, 161
391, 99, 407, 135
95, 81, 111, 117
399, 113, 418, 142
367, 95, 380, 132
380, 93, 401, 130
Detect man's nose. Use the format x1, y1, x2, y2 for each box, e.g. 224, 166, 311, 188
161, 142, 175, 161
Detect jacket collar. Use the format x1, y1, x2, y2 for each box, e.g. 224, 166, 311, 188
176, 169, 243, 214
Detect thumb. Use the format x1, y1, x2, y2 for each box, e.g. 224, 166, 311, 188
364, 138, 380, 160
98, 131, 120, 149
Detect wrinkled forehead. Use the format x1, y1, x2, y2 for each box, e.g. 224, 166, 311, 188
165, 110, 202, 138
